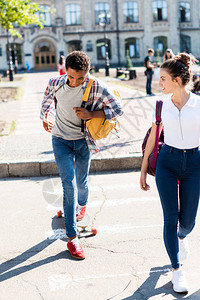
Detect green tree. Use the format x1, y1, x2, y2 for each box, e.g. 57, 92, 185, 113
0, 0, 53, 80
125, 50, 133, 69
155, 49, 162, 66
0, 0, 45, 37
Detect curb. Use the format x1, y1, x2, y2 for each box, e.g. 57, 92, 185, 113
0, 154, 142, 178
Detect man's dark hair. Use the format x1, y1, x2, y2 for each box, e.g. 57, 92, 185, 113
148, 48, 154, 54
65, 51, 90, 72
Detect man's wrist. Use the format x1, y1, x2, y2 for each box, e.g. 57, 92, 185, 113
88, 110, 105, 119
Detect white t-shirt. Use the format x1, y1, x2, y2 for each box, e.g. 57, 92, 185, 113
152, 92, 200, 149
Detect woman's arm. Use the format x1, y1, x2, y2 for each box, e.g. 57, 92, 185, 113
140, 122, 163, 191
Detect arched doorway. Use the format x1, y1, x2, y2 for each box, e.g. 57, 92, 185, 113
34, 40, 56, 70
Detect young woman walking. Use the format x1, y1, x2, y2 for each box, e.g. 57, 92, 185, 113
57, 55, 66, 75
140, 53, 200, 293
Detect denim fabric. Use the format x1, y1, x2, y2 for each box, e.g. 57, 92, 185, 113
52, 136, 91, 237
156, 144, 200, 269
146, 71, 153, 95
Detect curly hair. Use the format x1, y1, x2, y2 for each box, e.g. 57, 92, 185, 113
161, 52, 191, 86
65, 51, 90, 72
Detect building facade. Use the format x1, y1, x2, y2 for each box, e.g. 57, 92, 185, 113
0, 0, 199, 71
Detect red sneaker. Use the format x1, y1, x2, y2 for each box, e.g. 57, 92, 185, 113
67, 238, 85, 260
76, 206, 86, 221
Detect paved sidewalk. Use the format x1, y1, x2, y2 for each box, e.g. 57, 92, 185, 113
0, 71, 166, 177
0, 172, 200, 299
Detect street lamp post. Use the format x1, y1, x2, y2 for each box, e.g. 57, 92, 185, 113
7, 30, 14, 81
99, 11, 111, 76
13, 37, 18, 74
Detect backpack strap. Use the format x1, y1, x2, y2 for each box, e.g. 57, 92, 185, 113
82, 78, 94, 102
155, 100, 163, 124
81, 78, 94, 132
152, 100, 163, 168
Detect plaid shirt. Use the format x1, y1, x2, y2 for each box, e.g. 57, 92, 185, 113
40, 74, 123, 153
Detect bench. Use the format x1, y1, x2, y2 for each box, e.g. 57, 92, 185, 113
116, 68, 137, 80
116, 68, 129, 78
90, 65, 99, 73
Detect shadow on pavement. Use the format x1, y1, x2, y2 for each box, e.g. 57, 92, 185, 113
0, 240, 71, 282
99, 140, 142, 152
0, 216, 79, 282
121, 265, 200, 300
40, 150, 54, 155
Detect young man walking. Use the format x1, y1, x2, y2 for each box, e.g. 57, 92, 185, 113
144, 48, 156, 96
41, 51, 123, 259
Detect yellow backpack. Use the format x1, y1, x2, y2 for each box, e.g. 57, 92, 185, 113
82, 78, 121, 140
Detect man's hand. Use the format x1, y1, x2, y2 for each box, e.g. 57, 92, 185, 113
73, 107, 92, 120
43, 121, 53, 133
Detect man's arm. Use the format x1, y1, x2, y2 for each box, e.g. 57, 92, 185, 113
146, 59, 155, 69
40, 76, 64, 132
40, 80, 55, 122
100, 87, 123, 120
73, 107, 105, 120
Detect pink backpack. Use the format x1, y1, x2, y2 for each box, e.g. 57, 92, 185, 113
142, 100, 164, 176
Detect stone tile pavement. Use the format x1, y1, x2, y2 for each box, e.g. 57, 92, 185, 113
0, 70, 166, 177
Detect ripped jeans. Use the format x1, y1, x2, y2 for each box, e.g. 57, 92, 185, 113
52, 136, 91, 237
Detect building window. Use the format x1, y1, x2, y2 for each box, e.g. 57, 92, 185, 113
125, 38, 140, 58
180, 35, 191, 53
86, 41, 93, 52
65, 4, 81, 25
153, 36, 167, 56
152, 1, 167, 21
123, 2, 139, 23
95, 3, 110, 25
179, 2, 190, 22
37, 5, 51, 26
96, 39, 111, 60
68, 40, 82, 53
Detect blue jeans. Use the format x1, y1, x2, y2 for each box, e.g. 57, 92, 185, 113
146, 71, 153, 95
52, 136, 91, 237
156, 144, 200, 269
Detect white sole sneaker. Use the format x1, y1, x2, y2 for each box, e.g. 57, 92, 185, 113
172, 268, 189, 293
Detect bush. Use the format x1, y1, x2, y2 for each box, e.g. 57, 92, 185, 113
125, 51, 133, 69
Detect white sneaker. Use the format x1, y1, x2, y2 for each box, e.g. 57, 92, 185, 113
179, 237, 190, 261
172, 268, 189, 293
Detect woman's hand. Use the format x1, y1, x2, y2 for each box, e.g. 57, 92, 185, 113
140, 171, 150, 191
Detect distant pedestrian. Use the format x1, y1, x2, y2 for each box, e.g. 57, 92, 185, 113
140, 53, 200, 293
163, 49, 175, 61
41, 51, 123, 260
26, 61, 30, 72
189, 53, 199, 64
144, 49, 157, 96
192, 78, 200, 95
57, 55, 66, 75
